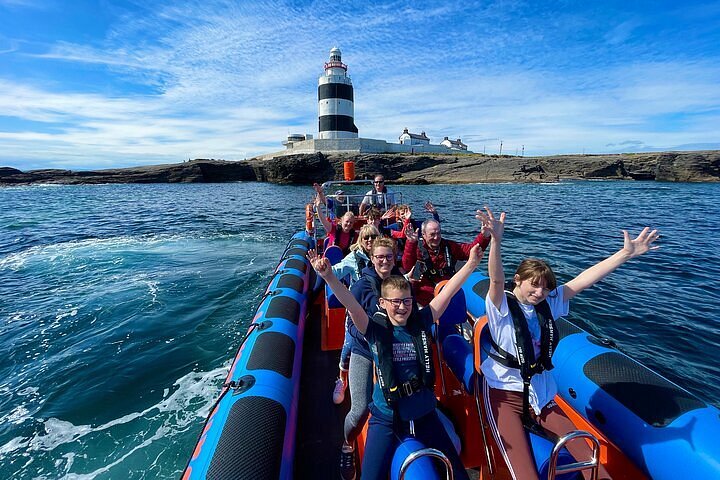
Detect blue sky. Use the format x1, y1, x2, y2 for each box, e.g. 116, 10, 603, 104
1, 0, 719, 170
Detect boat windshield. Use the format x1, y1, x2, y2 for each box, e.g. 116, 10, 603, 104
320, 180, 403, 217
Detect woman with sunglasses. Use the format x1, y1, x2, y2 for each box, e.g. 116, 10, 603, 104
330, 224, 381, 405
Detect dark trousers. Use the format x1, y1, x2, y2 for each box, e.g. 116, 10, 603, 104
360, 409, 469, 480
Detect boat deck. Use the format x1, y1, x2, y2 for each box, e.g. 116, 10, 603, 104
295, 301, 350, 478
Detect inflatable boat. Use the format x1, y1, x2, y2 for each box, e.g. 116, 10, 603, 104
182, 182, 720, 480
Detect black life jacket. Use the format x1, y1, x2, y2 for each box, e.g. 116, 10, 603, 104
333, 228, 357, 251
419, 238, 456, 283
487, 291, 558, 423
370, 308, 435, 406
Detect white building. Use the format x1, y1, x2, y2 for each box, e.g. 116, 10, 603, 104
440, 137, 468, 151
399, 128, 430, 146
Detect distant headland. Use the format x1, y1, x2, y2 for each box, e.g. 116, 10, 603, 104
1, 150, 719, 186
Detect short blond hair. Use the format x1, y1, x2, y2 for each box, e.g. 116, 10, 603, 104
380, 275, 412, 297
371, 237, 396, 256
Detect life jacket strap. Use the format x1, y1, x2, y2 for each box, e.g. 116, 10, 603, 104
398, 377, 424, 398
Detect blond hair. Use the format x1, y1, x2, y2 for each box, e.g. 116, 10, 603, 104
381, 275, 412, 297
350, 224, 381, 253
371, 237, 397, 256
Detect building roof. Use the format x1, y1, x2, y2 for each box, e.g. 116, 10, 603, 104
400, 127, 429, 140
443, 136, 467, 148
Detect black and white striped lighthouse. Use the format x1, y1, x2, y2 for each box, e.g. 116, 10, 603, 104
318, 47, 358, 139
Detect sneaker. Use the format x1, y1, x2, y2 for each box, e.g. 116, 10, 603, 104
339, 444, 356, 480
332, 377, 346, 404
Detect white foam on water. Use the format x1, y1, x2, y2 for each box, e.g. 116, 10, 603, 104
0, 364, 228, 476
0, 232, 274, 271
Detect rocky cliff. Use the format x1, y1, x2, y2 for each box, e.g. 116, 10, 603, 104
2, 151, 718, 186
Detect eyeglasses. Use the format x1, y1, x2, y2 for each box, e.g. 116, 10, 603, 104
382, 297, 413, 307
372, 254, 394, 262
362, 234, 379, 240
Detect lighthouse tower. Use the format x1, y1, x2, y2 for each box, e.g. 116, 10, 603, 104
318, 47, 358, 139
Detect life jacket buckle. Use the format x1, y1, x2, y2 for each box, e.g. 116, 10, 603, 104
402, 381, 414, 397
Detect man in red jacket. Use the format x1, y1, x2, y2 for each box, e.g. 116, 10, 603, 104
402, 218, 490, 305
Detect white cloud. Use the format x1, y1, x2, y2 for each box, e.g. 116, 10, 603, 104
1, 1, 719, 169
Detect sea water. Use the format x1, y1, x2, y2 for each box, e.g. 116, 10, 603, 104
1, 181, 719, 479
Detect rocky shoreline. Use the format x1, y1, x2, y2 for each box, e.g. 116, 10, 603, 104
1, 150, 718, 186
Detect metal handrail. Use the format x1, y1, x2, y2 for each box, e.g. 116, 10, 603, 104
547, 430, 600, 480
398, 447, 454, 480
472, 373, 496, 479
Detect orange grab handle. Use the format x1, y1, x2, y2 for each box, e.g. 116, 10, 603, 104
305, 203, 314, 231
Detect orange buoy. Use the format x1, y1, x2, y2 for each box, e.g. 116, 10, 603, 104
343, 161, 355, 181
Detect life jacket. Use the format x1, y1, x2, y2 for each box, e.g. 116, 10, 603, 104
370, 308, 435, 406
487, 291, 558, 424
333, 228, 357, 251
419, 238, 456, 283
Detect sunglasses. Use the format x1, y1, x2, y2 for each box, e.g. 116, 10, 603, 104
374, 181, 384, 184
362, 234, 379, 240
382, 297, 413, 308
372, 254, 394, 262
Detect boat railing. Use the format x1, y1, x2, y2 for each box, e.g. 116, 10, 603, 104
398, 447, 454, 480
319, 180, 404, 217
548, 430, 600, 480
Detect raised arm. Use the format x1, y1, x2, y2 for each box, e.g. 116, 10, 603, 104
456, 210, 491, 257
401, 226, 420, 271
313, 194, 334, 234
424, 201, 441, 222
307, 250, 370, 334
476, 207, 506, 310
563, 227, 659, 301
428, 243, 484, 321
313, 183, 327, 205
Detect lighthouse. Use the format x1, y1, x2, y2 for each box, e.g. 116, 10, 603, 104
318, 47, 358, 139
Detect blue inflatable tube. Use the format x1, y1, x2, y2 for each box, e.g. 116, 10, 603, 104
460, 272, 488, 319
552, 320, 720, 480
390, 438, 442, 480
184, 232, 314, 480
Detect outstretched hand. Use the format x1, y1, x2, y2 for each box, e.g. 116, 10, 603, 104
312, 183, 323, 194
403, 207, 413, 220
424, 201, 436, 214
622, 227, 660, 258
476, 206, 505, 241
405, 225, 419, 242
466, 243, 485, 268
307, 250, 331, 278
382, 205, 397, 221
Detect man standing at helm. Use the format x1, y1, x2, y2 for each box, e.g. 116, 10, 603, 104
359, 174, 395, 215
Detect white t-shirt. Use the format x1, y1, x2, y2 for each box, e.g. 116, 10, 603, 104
481, 286, 569, 414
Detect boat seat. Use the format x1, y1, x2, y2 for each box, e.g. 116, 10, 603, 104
323, 245, 344, 265
434, 280, 470, 342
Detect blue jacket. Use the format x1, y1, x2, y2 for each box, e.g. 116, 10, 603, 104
350, 264, 403, 317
